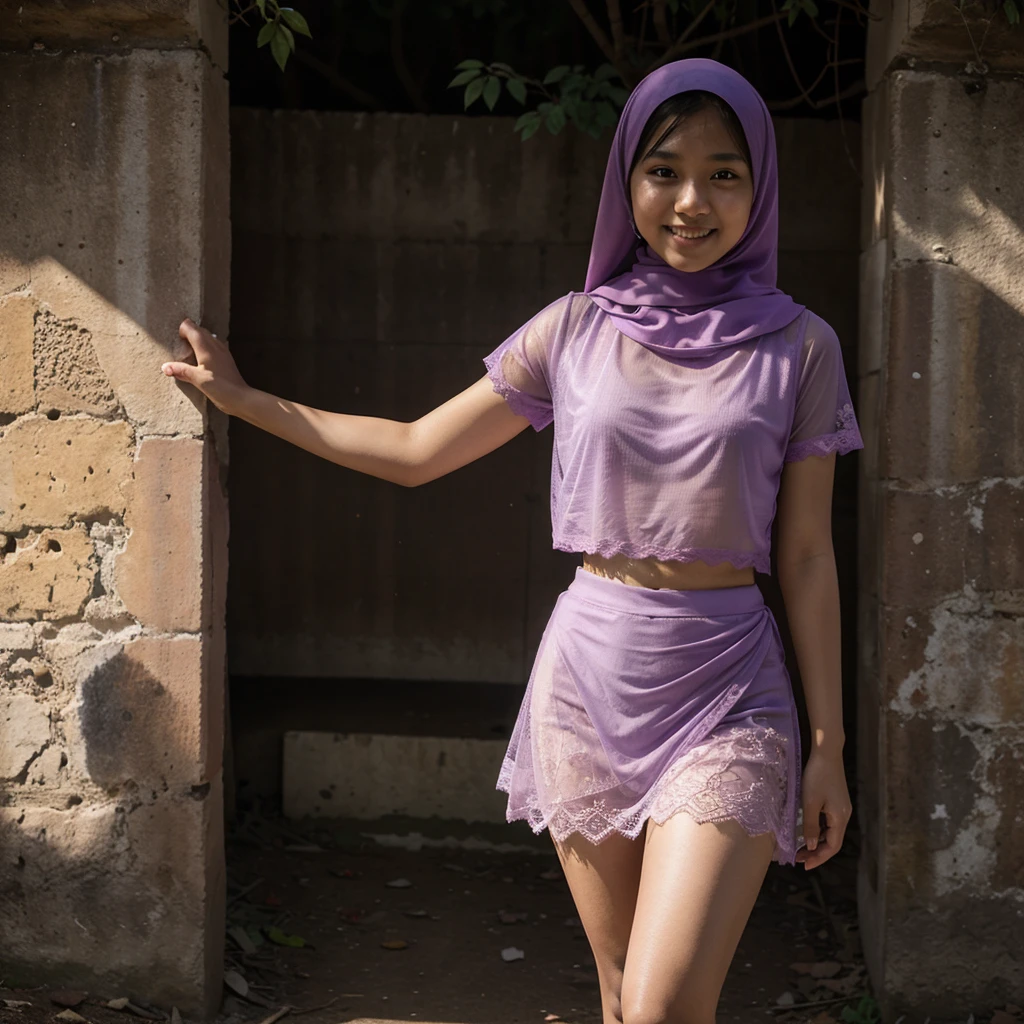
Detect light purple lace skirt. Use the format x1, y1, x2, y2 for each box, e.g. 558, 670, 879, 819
496, 567, 804, 866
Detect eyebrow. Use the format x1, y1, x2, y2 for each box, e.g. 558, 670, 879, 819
644, 148, 746, 163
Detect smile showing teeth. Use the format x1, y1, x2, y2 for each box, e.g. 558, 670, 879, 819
667, 226, 714, 239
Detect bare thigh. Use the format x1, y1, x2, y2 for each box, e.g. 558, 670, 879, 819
552, 828, 646, 1024
621, 812, 776, 1024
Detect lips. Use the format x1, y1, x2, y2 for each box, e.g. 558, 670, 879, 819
667, 225, 715, 239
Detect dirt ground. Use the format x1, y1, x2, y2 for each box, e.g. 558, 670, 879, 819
2, 808, 1020, 1024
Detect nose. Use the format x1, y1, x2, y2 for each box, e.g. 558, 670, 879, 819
673, 177, 711, 217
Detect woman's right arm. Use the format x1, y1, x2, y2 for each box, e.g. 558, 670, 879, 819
162, 318, 532, 488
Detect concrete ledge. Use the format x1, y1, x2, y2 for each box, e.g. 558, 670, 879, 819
283, 731, 510, 824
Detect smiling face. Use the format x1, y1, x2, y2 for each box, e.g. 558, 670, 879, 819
628, 105, 754, 274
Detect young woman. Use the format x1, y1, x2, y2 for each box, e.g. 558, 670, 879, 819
163, 58, 862, 1024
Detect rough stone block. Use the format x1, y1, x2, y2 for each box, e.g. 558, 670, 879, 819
0, 1, 228, 69
885, 260, 1024, 485
888, 73, 1024, 279
0, 51, 231, 436
866, 0, 1024, 90
0, 692, 51, 781
0, 293, 36, 415
858, 240, 886, 376
0, 415, 134, 532
34, 308, 119, 416
283, 731, 509, 822
0, 784, 225, 1016
62, 635, 215, 791
883, 592, 1024, 727
115, 438, 204, 633
0, 524, 96, 621
880, 482, 1024, 607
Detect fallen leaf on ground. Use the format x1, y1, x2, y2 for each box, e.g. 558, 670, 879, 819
50, 993, 88, 1008
264, 926, 308, 948
545, 1015, 562, 1021
816, 973, 862, 995
3, 1000, 33, 1009
228, 925, 257, 955
385, 878, 412, 888
403, 909, 429, 918
55, 1012, 87, 1023
224, 970, 250, 998
106, 999, 130, 1010
776, 991, 796, 1006
502, 946, 526, 962
789, 960, 842, 978
170, 1009, 182, 1024
380, 939, 409, 950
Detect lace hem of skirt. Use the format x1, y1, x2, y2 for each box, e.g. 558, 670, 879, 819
498, 719, 796, 865
551, 536, 770, 576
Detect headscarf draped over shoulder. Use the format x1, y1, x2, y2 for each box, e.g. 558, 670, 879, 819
584, 58, 804, 358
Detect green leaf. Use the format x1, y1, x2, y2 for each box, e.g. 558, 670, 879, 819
518, 114, 542, 141
279, 22, 295, 52
1006, 0, 1021, 23
448, 68, 482, 87
482, 75, 501, 110
593, 63, 619, 81
544, 103, 567, 134
788, 4, 799, 25
507, 77, 527, 104
802, 0, 819, 16
270, 29, 290, 70
279, 8, 312, 36
543, 65, 570, 85
256, 0, 267, 15
464, 75, 486, 109
264, 926, 308, 948
455, 58, 485, 70
514, 111, 540, 131
256, 21, 277, 47
491, 61, 516, 74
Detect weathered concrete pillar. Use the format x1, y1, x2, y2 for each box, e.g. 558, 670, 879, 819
857, 2, 1024, 1017
0, 4, 229, 1016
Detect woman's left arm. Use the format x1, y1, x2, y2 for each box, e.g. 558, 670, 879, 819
775, 451, 853, 871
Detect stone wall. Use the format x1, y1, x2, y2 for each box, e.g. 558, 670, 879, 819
227, 110, 862, 692
0, 4, 230, 1016
857, 0, 1024, 1016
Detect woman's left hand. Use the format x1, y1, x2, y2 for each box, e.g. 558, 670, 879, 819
795, 749, 852, 870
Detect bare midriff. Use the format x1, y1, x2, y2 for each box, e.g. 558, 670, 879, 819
582, 552, 756, 591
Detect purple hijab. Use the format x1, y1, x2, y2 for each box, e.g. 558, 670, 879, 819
584, 59, 803, 358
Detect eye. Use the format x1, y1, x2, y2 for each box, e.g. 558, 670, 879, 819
649, 166, 676, 179
711, 169, 740, 180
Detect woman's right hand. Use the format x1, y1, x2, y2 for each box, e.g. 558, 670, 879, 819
161, 318, 250, 415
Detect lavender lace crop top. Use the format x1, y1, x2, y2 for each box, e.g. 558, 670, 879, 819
484, 292, 864, 575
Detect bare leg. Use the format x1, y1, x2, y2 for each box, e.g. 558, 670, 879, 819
552, 827, 647, 1024
620, 812, 776, 1024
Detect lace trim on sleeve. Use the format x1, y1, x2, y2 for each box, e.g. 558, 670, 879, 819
483, 352, 553, 432
783, 402, 864, 463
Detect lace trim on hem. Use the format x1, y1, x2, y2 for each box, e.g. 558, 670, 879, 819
551, 537, 770, 575
496, 722, 799, 866
482, 357, 552, 432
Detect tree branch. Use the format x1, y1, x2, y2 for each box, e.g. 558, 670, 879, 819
565, 0, 619, 66
607, 0, 626, 63
293, 49, 384, 109
652, 10, 788, 68
658, 0, 716, 62
652, 0, 672, 44
766, 78, 865, 110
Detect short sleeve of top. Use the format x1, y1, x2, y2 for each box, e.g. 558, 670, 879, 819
482, 294, 575, 432
784, 313, 865, 462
